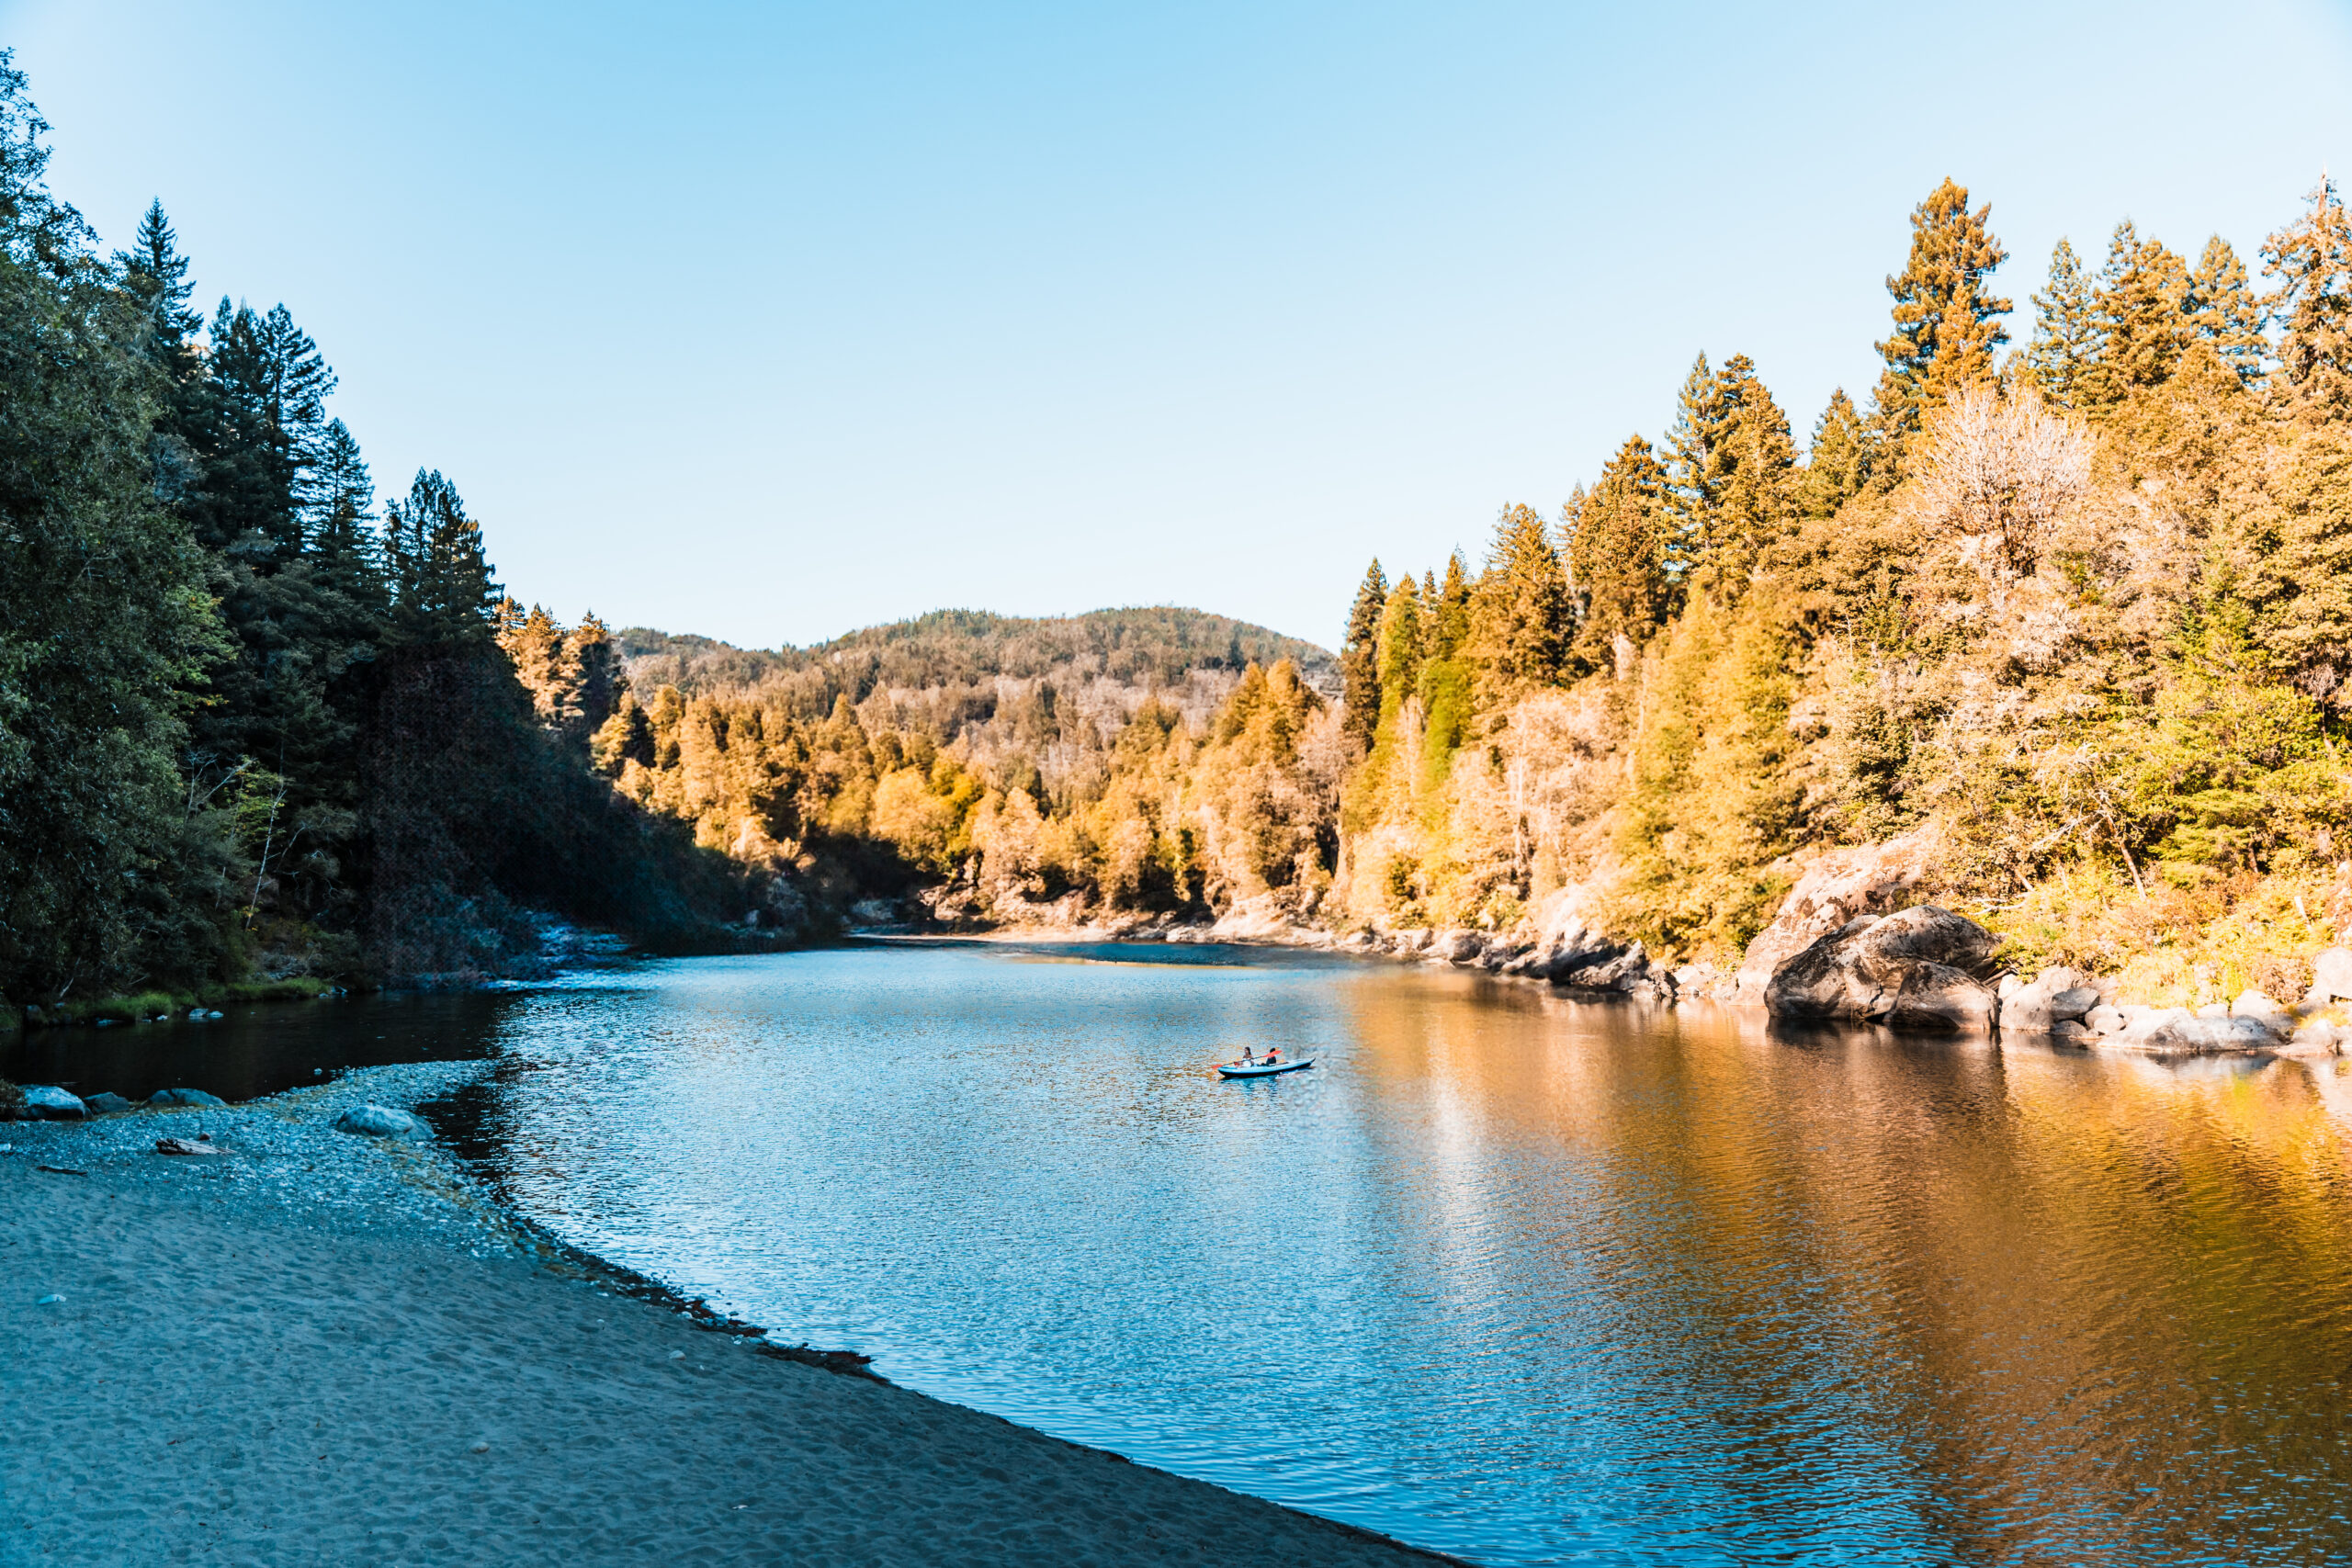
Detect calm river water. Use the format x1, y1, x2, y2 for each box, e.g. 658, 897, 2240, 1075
23, 941, 2352, 1563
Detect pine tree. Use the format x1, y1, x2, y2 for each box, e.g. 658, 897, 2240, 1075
1665, 354, 1793, 585
1340, 558, 1387, 750
1471, 503, 1573, 690
2263, 174, 2352, 422
116, 199, 201, 351
0, 51, 224, 996
1663, 353, 1720, 566
2082, 222, 2193, 414
1374, 578, 1425, 715
1795, 389, 1870, 519
384, 469, 501, 645
570, 611, 628, 739
1566, 434, 1670, 673
2027, 239, 2099, 410
1874, 178, 2011, 440
1427, 551, 1471, 660
2185, 235, 2269, 389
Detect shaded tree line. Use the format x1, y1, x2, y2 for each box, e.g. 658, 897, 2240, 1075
0, 55, 753, 1003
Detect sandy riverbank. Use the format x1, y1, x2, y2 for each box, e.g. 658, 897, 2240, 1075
0, 1067, 1452, 1567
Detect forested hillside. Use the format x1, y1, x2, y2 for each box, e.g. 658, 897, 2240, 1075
588, 174, 2352, 1013
8, 24, 2351, 1018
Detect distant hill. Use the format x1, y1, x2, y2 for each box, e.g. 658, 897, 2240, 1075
617, 607, 1337, 706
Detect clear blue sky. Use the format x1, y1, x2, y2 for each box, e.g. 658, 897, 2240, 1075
6, 1, 2350, 650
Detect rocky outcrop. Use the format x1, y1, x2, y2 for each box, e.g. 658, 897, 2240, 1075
1764, 905, 1999, 1031
1735, 829, 1940, 998
149, 1088, 226, 1108
1996, 966, 2109, 1035
18, 1085, 86, 1121
333, 1103, 425, 1138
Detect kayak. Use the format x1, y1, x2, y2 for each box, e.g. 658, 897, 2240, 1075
1216, 1056, 1315, 1078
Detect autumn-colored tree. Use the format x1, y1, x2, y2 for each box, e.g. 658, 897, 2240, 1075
2264, 174, 2352, 422
1874, 178, 2011, 440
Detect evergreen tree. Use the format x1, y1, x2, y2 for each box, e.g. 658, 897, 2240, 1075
1340, 558, 1387, 750
1426, 551, 1471, 660
0, 52, 223, 996
571, 611, 628, 740
384, 468, 501, 645
1374, 578, 1425, 715
1796, 389, 1870, 519
1471, 503, 1573, 690
116, 199, 201, 350
1874, 178, 2010, 440
1665, 354, 1794, 585
2185, 235, 2269, 389
2081, 222, 2193, 414
2263, 174, 2352, 422
1566, 434, 1670, 673
2027, 238, 2099, 410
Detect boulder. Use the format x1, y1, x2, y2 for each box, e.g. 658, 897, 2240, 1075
1997, 967, 2102, 1035
1734, 828, 1940, 997
2082, 1003, 2128, 1036
20, 1086, 86, 1121
2312, 947, 2352, 1004
149, 1088, 225, 1108
2117, 1008, 2286, 1052
1764, 906, 1999, 1032
333, 1103, 424, 1138
1565, 942, 1649, 991
1430, 929, 1486, 964
2232, 988, 2287, 1021
83, 1092, 132, 1115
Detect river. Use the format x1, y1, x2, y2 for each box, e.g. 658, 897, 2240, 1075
17, 940, 2352, 1564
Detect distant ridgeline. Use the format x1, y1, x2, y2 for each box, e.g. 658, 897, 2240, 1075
6, 24, 2352, 1013
578, 611, 1344, 931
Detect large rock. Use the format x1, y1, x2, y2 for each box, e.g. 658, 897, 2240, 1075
20, 1086, 86, 1121
2311, 947, 2352, 1004
1430, 929, 1487, 964
333, 1103, 424, 1138
2115, 1009, 2285, 1053
148, 1088, 225, 1108
1764, 906, 1999, 1032
83, 1092, 132, 1115
1734, 829, 1940, 997
1997, 967, 2105, 1035
1564, 942, 1649, 990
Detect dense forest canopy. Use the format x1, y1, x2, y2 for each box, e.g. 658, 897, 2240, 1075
4, 32, 2349, 1014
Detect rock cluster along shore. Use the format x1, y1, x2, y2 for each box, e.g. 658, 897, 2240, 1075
958, 833, 2341, 1056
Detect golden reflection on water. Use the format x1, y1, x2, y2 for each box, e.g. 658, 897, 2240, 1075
1340, 971, 2352, 1557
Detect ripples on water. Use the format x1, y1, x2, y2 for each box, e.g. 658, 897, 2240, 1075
51, 943, 2352, 1564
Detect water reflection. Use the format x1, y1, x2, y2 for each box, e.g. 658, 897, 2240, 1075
82, 945, 2349, 1565
0, 990, 510, 1101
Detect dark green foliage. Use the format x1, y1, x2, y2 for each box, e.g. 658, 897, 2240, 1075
384, 469, 500, 647
1340, 560, 1387, 749
0, 54, 223, 998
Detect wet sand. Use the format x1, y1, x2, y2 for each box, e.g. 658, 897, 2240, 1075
0, 1066, 1449, 1566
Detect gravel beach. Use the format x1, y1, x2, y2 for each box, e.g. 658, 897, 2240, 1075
0, 1065, 1445, 1567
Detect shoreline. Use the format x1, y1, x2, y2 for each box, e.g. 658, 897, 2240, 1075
1, 1063, 1467, 1567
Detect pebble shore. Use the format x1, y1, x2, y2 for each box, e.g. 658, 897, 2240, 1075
2, 1064, 1454, 1566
